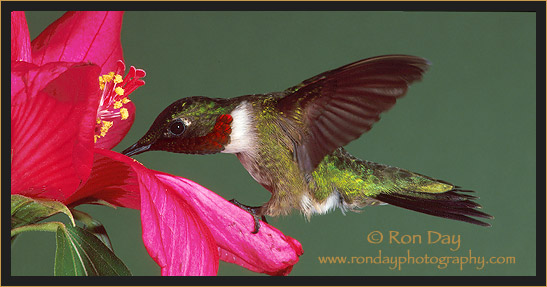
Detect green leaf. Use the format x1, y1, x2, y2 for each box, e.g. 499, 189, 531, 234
72, 209, 113, 251
54, 224, 131, 276
11, 194, 75, 228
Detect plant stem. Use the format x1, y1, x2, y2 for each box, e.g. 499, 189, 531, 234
11, 221, 64, 237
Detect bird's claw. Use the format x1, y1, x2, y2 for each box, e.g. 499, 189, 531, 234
229, 199, 267, 234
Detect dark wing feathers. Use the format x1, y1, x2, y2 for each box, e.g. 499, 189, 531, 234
278, 55, 430, 173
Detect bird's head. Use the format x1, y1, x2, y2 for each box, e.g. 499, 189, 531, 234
122, 97, 234, 157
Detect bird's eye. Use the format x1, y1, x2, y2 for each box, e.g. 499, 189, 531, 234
169, 119, 186, 136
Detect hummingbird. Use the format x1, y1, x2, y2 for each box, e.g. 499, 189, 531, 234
122, 55, 492, 233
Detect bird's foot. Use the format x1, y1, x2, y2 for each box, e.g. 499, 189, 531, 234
229, 199, 268, 234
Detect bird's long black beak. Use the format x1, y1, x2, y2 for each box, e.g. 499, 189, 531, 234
122, 142, 151, 157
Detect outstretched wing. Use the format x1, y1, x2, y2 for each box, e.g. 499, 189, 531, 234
277, 55, 430, 173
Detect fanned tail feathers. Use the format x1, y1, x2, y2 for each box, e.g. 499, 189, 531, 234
373, 187, 493, 227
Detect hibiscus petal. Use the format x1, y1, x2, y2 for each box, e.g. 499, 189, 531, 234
11, 61, 74, 101
65, 149, 220, 275
94, 101, 136, 150
11, 62, 101, 202
66, 148, 140, 209
11, 11, 31, 62
138, 170, 219, 275
31, 11, 124, 74
155, 174, 303, 276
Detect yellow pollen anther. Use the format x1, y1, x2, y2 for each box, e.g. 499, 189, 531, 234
113, 74, 123, 84
115, 86, 125, 96
100, 121, 113, 137
122, 97, 131, 104
113, 101, 123, 109
120, 108, 129, 120
94, 135, 98, 143
102, 73, 113, 83
98, 76, 106, 90
96, 118, 101, 124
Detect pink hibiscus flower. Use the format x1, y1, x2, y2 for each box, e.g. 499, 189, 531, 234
11, 11, 302, 276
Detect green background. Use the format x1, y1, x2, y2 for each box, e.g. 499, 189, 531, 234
13, 11, 536, 276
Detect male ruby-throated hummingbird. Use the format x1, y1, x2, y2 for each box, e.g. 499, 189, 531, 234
122, 55, 492, 233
